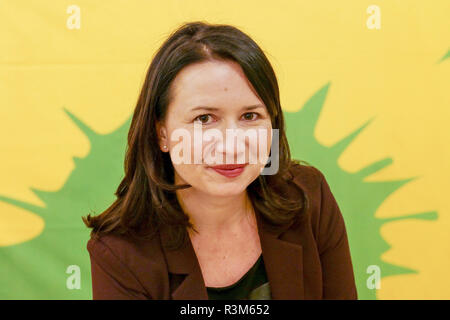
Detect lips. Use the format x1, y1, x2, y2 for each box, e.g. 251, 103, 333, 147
209, 163, 248, 178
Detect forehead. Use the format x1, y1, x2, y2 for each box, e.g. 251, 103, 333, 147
168, 59, 262, 110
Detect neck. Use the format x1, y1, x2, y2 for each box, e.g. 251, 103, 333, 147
175, 186, 255, 237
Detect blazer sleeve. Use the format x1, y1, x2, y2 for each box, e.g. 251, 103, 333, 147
87, 237, 150, 300
316, 171, 358, 300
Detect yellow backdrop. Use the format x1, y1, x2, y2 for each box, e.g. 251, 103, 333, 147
0, 0, 449, 299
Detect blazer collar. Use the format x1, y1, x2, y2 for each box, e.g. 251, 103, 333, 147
159, 205, 305, 300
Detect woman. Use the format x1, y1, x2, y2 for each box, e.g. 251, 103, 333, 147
83, 21, 357, 300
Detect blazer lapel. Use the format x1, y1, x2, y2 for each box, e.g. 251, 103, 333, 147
255, 207, 305, 299
159, 224, 209, 300
160, 206, 305, 300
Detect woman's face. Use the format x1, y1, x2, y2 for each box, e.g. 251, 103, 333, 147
157, 59, 272, 197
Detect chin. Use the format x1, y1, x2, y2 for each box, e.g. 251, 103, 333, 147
203, 182, 248, 197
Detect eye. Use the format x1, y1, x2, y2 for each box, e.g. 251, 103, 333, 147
241, 112, 259, 121
194, 114, 214, 125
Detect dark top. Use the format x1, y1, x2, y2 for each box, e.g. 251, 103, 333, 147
206, 254, 271, 300
87, 163, 358, 299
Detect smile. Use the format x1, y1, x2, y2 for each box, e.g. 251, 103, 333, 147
208, 163, 248, 178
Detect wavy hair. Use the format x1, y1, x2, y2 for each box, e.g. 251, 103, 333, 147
83, 21, 310, 251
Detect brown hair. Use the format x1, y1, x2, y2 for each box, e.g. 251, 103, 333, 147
83, 21, 310, 251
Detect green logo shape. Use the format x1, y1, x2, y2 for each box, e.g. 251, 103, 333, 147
0, 114, 129, 299
285, 82, 438, 299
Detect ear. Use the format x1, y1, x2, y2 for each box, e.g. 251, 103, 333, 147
156, 121, 169, 152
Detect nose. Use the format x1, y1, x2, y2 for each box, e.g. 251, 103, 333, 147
210, 119, 247, 164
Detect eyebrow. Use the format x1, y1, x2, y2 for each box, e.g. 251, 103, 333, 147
189, 104, 265, 112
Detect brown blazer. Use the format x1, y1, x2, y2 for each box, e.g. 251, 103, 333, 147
86, 163, 358, 300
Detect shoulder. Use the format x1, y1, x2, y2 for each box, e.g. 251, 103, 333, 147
87, 232, 169, 299
284, 160, 342, 242
287, 161, 338, 213
87, 231, 166, 276
280, 160, 325, 208
286, 160, 324, 193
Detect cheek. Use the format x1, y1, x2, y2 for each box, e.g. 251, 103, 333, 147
171, 163, 204, 187
248, 126, 272, 165
267, 129, 273, 154
166, 126, 197, 163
